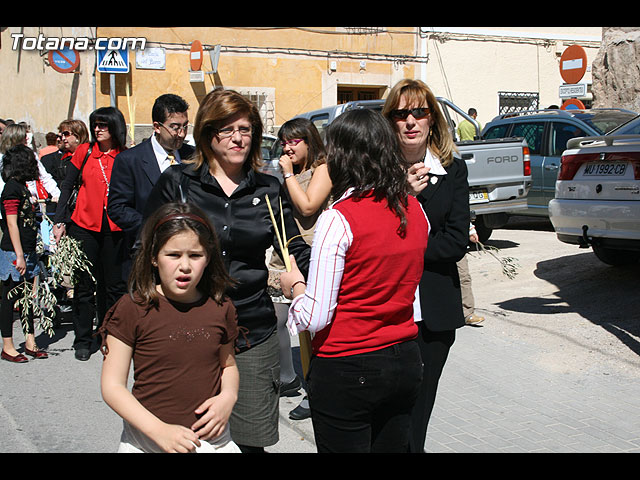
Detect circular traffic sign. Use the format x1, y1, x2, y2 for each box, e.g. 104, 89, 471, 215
559, 45, 587, 84
190, 40, 203, 71
48, 47, 80, 73
561, 98, 586, 110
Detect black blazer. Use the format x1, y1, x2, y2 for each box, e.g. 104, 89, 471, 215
107, 137, 195, 236
143, 162, 311, 352
416, 155, 470, 332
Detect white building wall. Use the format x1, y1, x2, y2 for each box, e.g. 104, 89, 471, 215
418, 27, 602, 129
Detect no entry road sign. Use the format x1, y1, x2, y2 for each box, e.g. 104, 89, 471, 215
560, 45, 587, 85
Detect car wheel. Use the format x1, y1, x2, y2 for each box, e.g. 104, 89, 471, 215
592, 245, 640, 266
474, 216, 493, 243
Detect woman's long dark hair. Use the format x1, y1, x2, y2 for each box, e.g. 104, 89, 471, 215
89, 106, 127, 150
1, 144, 39, 183
129, 202, 235, 309
325, 109, 411, 236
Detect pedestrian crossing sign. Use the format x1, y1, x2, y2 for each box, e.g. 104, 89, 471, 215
97, 48, 129, 73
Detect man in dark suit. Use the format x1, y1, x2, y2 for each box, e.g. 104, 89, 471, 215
108, 94, 195, 274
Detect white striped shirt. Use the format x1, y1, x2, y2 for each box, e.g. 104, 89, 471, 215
287, 191, 428, 336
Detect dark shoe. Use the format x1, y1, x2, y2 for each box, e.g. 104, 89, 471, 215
75, 348, 90, 361
25, 347, 48, 359
279, 376, 301, 397
1, 350, 29, 363
289, 403, 311, 420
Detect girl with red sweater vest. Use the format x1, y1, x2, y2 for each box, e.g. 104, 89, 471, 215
280, 109, 430, 453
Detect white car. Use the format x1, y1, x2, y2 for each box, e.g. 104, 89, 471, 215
549, 133, 640, 265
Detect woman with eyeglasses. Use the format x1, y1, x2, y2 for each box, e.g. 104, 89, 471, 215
41, 119, 90, 189
382, 79, 471, 453
144, 88, 311, 453
53, 107, 128, 362
270, 118, 331, 416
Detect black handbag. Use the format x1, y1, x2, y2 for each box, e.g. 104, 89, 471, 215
63, 144, 92, 221
58, 145, 93, 223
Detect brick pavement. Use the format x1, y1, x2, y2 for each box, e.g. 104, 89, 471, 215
424, 320, 640, 453
273, 314, 640, 453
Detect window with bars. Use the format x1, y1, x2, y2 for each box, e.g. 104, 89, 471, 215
240, 90, 275, 134
498, 92, 539, 115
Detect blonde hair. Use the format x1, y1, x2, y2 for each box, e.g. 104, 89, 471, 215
190, 88, 263, 171
382, 79, 458, 167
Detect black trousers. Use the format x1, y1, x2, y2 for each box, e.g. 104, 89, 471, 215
68, 218, 126, 351
307, 340, 423, 453
408, 324, 456, 453
0, 277, 34, 338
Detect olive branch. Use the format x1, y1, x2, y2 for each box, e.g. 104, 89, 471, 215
472, 241, 521, 280
7, 212, 95, 337
7, 274, 57, 338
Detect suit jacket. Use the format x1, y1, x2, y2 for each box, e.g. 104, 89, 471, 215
415, 154, 470, 332
107, 137, 195, 237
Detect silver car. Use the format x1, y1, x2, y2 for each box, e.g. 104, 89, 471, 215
549, 131, 640, 265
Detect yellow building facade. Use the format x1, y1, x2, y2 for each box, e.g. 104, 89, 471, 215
94, 27, 421, 139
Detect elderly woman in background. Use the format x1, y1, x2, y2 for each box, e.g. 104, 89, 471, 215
382, 78, 471, 453
0, 123, 61, 204
144, 88, 311, 453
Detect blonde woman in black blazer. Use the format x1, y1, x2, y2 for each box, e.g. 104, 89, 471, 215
383, 79, 471, 453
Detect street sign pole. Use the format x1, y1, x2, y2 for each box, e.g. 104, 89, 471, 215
110, 74, 116, 107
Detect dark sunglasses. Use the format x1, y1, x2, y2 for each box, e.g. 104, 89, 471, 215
390, 107, 430, 120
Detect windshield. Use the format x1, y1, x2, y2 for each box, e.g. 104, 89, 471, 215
606, 114, 640, 135
571, 110, 638, 134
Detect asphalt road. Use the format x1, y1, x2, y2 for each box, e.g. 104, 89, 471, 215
1, 215, 639, 453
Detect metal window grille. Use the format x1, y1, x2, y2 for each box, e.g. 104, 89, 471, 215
498, 92, 539, 115
242, 91, 275, 134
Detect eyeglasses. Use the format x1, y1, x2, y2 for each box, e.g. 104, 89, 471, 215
280, 138, 304, 147
390, 107, 430, 120
60, 131, 75, 138
215, 126, 253, 138
94, 122, 109, 130
158, 122, 189, 134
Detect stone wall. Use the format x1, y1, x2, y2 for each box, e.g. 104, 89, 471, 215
592, 27, 640, 112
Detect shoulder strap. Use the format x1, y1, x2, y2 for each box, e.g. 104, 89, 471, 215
74, 143, 93, 187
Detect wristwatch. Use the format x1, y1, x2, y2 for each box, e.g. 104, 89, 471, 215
283, 172, 295, 179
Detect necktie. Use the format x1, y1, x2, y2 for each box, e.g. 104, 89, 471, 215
168, 153, 176, 165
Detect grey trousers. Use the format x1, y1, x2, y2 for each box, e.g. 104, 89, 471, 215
457, 255, 474, 318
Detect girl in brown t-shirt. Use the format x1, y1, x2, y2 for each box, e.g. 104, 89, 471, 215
100, 202, 240, 453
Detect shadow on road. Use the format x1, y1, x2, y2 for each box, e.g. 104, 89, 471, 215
496, 250, 640, 357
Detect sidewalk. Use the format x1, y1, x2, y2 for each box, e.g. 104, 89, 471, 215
270, 312, 640, 453
2, 308, 640, 452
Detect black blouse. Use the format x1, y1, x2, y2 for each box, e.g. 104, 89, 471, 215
143, 162, 311, 352
0, 179, 38, 253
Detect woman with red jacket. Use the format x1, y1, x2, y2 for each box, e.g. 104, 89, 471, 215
53, 107, 128, 361
280, 109, 430, 453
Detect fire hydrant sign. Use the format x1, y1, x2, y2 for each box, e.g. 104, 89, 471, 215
97, 48, 129, 73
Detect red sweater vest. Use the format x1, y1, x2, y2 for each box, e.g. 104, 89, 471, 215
312, 194, 429, 357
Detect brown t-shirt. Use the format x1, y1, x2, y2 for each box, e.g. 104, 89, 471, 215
101, 293, 238, 428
